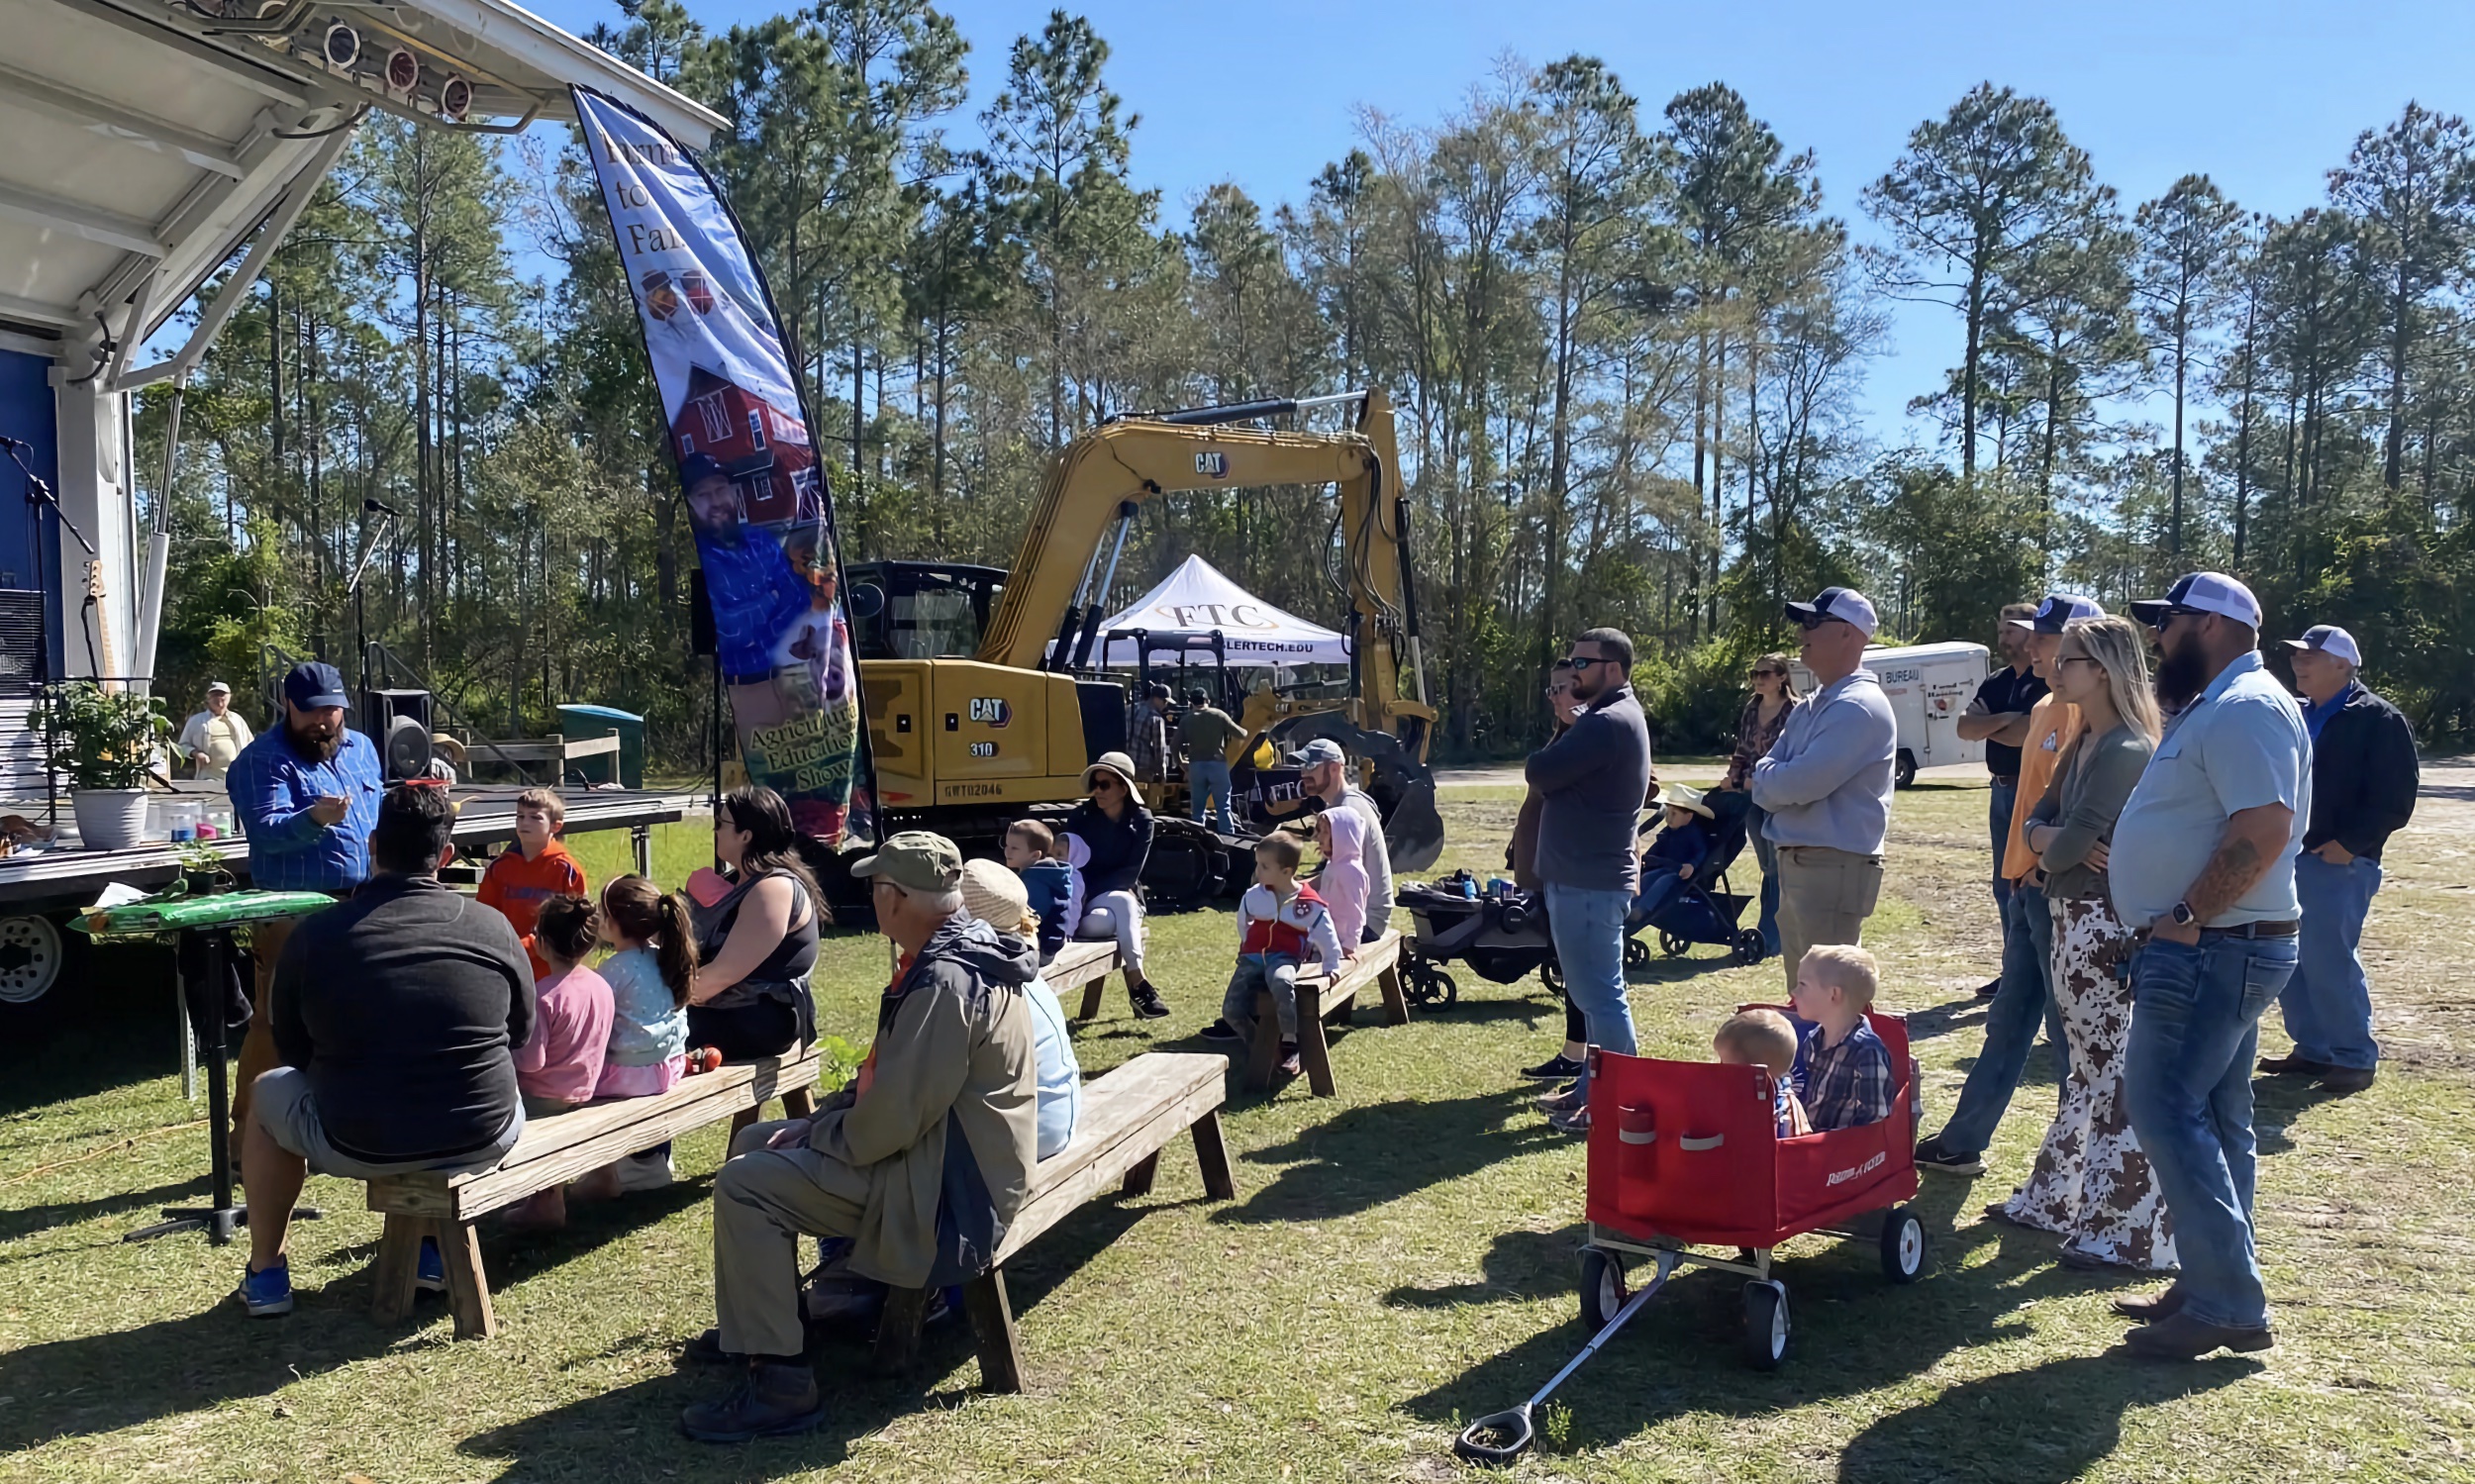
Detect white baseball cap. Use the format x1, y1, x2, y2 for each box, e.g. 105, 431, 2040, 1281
2128, 571, 2262, 631
206, 680, 231, 694
2281, 624, 2362, 667
1784, 586, 1880, 639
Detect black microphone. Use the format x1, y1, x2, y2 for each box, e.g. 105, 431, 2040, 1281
0, 435, 27, 451
364, 498, 402, 516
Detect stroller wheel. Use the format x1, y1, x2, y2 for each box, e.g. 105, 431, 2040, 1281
1657, 930, 1688, 958
1624, 938, 1650, 970
1579, 1245, 1627, 1331
1741, 1280, 1790, 1370
1733, 930, 1766, 965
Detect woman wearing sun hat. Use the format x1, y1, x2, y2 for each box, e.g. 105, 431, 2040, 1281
1062, 750, 1170, 1019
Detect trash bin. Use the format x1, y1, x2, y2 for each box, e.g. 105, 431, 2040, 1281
557, 704, 644, 789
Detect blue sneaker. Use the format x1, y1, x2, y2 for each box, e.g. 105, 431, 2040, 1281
416, 1236, 446, 1293
238, 1262, 293, 1317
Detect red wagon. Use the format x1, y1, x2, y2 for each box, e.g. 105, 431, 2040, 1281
1579, 1010, 1928, 1368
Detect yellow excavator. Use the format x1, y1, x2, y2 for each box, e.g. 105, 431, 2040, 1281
847, 388, 1442, 902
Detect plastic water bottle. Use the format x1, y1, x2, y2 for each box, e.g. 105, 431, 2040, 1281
1461, 875, 1478, 901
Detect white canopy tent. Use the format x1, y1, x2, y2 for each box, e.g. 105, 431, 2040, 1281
1091, 555, 1351, 668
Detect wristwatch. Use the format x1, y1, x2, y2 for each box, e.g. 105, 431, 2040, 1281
2169, 901, 2197, 928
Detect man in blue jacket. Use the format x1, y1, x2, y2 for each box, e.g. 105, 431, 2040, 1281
2261, 624, 2418, 1093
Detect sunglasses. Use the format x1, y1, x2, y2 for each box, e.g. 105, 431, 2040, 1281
1750, 667, 1781, 678
1091, 776, 1124, 791
2056, 653, 2101, 668
1567, 655, 1611, 670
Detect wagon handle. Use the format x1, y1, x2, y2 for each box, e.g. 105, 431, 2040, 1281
1451, 1250, 1679, 1467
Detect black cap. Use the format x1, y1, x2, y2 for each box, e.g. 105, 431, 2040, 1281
1143, 681, 1171, 700
282, 661, 350, 711
677, 451, 727, 488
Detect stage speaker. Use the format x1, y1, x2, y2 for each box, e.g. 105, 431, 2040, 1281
360, 688, 435, 780
689, 568, 715, 656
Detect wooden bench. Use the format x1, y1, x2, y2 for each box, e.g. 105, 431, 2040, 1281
365, 1045, 821, 1338
872, 1050, 1235, 1392
1050, 938, 1128, 1022
1245, 929, 1409, 1097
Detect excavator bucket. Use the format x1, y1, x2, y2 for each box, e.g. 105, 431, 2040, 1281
1260, 713, 1446, 872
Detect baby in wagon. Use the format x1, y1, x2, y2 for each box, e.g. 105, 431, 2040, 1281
1715, 1009, 1812, 1138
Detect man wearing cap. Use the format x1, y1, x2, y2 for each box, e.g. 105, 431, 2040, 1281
1180, 687, 1245, 834
224, 662, 385, 1144
1752, 589, 1897, 987
177, 680, 254, 784
1299, 737, 1396, 942
683, 831, 1038, 1442
2262, 624, 2418, 1093
2108, 572, 2311, 1359
684, 452, 811, 686
1958, 604, 2044, 995
1916, 594, 2099, 1175
1526, 628, 1653, 1135
1129, 682, 1173, 786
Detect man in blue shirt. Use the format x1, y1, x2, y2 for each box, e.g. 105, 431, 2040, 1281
2110, 572, 2311, 1360
683, 452, 812, 684
225, 661, 384, 1146
1753, 587, 1897, 989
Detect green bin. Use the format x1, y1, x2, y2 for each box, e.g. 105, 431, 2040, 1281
557, 704, 645, 789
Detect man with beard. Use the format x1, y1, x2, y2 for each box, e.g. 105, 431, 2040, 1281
225, 661, 385, 1145
2109, 572, 2310, 1359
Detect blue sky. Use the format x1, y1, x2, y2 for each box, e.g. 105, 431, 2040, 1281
526, 0, 2475, 445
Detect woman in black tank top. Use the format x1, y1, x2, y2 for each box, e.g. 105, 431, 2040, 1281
689, 787, 824, 1059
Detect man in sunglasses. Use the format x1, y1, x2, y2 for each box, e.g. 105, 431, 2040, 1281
1751, 588, 1897, 988
2108, 571, 2309, 1359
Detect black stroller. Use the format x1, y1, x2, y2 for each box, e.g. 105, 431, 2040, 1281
1625, 787, 1765, 968
1397, 871, 1556, 1008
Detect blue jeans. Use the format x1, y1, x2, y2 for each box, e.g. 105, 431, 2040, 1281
1748, 803, 1782, 956
2280, 851, 2382, 1069
1933, 878, 2065, 1154
1546, 882, 1634, 1098
2123, 932, 2299, 1331
1188, 758, 1235, 834
1988, 777, 2019, 916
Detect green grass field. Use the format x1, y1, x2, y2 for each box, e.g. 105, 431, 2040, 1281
4, 775, 2471, 1482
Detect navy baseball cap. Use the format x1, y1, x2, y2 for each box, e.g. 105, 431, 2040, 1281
2006, 593, 2106, 634
1784, 586, 1880, 639
677, 451, 728, 488
2128, 571, 2262, 631
2281, 624, 2363, 666
283, 661, 350, 711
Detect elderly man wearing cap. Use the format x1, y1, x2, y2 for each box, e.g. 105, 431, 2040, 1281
2262, 624, 2418, 1094
177, 679, 254, 784
223, 661, 385, 1146
682, 831, 1039, 1442
1752, 589, 1897, 988
1916, 593, 2100, 1175
2105, 572, 2310, 1359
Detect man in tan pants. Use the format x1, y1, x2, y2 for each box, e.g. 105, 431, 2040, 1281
681, 833, 1037, 1444
1752, 588, 1899, 983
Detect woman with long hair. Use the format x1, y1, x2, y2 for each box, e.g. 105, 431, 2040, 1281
1719, 652, 1803, 958
2000, 615, 2175, 1271
1063, 751, 1169, 1019
690, 785, 825, 1059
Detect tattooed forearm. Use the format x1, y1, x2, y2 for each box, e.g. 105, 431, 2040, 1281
2176, 803, 2295, 923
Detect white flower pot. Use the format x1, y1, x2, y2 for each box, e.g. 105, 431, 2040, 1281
72, 788, 150, 851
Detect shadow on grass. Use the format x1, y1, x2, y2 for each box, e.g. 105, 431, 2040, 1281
2252, 1073, 2363, 1155
0, 1173, 208, 1242
1214, 1088, 1557, 1226
0, 940, 189, 1116
1836, 1352, 2257, 1482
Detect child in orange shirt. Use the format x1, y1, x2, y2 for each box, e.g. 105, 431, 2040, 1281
477, 787, 589, 979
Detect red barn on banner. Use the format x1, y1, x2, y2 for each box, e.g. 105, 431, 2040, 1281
671, 363, 821, 524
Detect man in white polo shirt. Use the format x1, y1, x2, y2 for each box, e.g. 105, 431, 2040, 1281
178, 680, 254, 784
2109, 572, 2310, 1360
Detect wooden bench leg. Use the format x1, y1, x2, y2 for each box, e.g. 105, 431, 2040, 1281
438, 1219, 496, 1339
1298, 999, 1337, 1098
1077, 975, 1107, 1023
729, 1105, 760, 1143
783, 1085, 818, 1119
369, 1213, 424, 1326
1245, 992, 1281, 1090
1378, 960, 1412, 1026
962, 1269, 1025, 1394
1121, 1151, 1160, 1198
1190, 1110, 1237, 1201
873, 1284, 933, 1373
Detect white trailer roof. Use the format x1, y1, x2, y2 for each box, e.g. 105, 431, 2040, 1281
0, 0, 723, 374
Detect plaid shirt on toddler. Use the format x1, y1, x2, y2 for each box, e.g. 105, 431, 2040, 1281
1796, 1018, 1894, 1131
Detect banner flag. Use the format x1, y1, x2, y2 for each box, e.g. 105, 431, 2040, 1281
571, 87, 870, 844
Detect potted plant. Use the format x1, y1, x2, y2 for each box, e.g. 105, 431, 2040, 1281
178, 840, 235, 895
32, 681, 170, 851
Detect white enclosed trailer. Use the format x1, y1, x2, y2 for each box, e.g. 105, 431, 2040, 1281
1790, 641, 1992, 789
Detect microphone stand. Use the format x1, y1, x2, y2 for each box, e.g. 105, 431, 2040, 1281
4, 436, 99, 830
346, 506, 397, 700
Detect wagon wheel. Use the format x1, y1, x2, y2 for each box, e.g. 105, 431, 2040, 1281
1624, 938, 1650, 971
1579, 1245, 1628, 1331
1741, 1280, 1790, 1370
1732, 930, 1767, 966
1880, 1205, 1928, 1284
1658, 929, 1689, 958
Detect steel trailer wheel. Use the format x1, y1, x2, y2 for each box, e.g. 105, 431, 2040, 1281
0, 914, 67, 1004
1894, 748, 1919, 790
1624, 938, 1650, 970
1880, 1205, 1928, 1284
1741, 1280, 1789, 1370
1579, 1245, 1628, 1331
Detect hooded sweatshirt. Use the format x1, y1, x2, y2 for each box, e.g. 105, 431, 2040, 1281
808, 913, 1039, 1290
477, 839, 589, 979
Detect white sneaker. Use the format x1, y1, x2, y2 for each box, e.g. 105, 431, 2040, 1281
613, 1149, 675, 1192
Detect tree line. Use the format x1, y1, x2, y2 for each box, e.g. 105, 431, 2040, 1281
142, 1, 2475, 768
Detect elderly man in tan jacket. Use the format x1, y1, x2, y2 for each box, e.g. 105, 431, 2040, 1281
680, 832, 1038, 1443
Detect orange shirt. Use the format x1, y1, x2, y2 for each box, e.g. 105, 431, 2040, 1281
2002, 694, 2083, 881
477, 840, 590, 979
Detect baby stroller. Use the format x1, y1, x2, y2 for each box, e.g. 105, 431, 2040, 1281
1397, 871, 1559, 1008
1625, 787, 1765, 969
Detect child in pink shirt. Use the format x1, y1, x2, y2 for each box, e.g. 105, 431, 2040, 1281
1313, 805, 1372, 948
505, 894, 613, 1230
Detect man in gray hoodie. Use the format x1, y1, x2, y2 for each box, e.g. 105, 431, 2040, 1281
1527, 627, 1654, 1135
681, 831, 1037, 1442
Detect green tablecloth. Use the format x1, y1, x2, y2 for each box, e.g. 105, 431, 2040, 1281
83, 888, 338, 940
